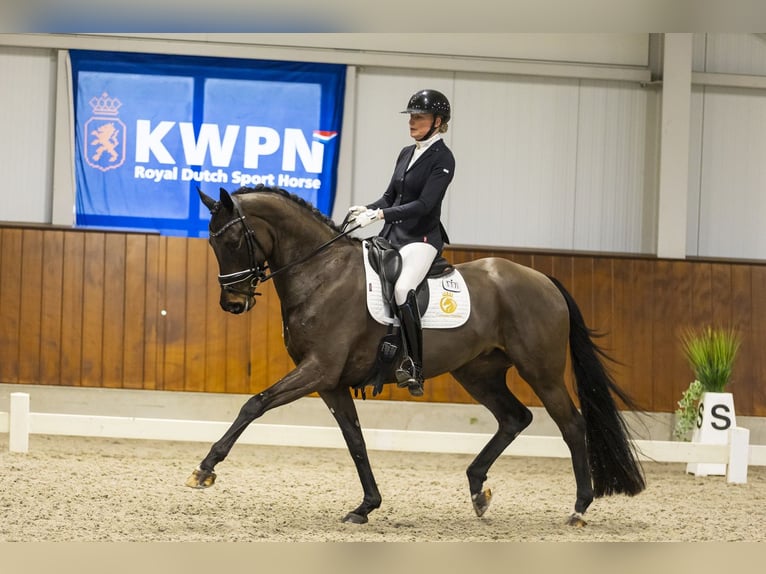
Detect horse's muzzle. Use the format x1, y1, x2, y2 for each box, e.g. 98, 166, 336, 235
220, 293, 254, 314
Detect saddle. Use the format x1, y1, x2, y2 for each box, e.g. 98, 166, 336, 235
355, 237, 454, 399
365, 236, 454, 316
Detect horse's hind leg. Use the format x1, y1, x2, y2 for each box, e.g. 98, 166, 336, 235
527, 376, 592, 525
451, 354, 533, 518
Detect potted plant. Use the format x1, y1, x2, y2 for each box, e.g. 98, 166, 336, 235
674, 326, 741, 440
673, 326, 742, 476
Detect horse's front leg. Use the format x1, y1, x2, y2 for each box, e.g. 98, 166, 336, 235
318, 386, 381, 524
185, 359, 326, 489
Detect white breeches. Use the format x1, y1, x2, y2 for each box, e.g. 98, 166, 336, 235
394, 242, 438, 305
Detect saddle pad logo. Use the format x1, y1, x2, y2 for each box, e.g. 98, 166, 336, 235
439, 293, 458, 314
442, 277, 461, 293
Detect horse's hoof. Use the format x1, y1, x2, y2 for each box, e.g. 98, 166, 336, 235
566, 512, 588, 527
342, 512, 368, 524
471, 488, 492, 517
185, 468, 216, 489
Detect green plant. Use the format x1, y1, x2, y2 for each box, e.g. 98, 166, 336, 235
680, 326, 741, 392
673, 379, 703, 440
673, 326, 741, 441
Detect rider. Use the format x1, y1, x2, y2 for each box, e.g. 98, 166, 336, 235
350, 89, 455, 397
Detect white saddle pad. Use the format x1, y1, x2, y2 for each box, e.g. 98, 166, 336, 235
362, 241, 470, 329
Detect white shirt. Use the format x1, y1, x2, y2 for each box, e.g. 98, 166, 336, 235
407, 132, 442, 170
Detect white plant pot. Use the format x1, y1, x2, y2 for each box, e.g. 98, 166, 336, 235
686, 391, 737, 476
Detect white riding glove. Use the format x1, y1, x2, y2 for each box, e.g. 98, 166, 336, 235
354, 209, 382, 228
347, 205, 367, 217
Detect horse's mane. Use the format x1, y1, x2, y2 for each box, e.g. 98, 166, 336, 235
231, 184, 344, 233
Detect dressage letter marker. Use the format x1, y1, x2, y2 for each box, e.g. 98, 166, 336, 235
686, 392, 736, 477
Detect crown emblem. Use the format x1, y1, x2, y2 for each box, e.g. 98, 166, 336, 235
89, 92, 122, 116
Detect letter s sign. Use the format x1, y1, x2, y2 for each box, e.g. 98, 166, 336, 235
710, 404, 732, 430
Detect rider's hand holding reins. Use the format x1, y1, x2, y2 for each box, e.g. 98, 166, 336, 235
354, 209, 383, 228
348, 205, 367, 217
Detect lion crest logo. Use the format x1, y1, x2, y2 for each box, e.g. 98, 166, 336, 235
84, 92, 126, 172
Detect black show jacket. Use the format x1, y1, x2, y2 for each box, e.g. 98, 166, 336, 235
367, 138, 454, 253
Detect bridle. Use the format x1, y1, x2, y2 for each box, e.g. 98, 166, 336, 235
210, 196, 360, 300
209, 202, 267, 299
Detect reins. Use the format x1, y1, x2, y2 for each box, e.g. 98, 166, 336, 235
212, 197, 361, 297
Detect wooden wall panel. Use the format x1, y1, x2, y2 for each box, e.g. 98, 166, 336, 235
203, 247, 227, 394
0, 229, 22, 384
39, 230, 64, 386
162, 237, 188, 392
123, 234, 148, 389
731, 265, 754, 414
59, 232, 84, 386
225, 296, 254, 396
711, 263, 734, 327
609, 258, 636, 405
628, 259, 656, 410
184, 238, 209, 394
2, 225, 766, 418
18, 230, 43, 384
102, 233, 126, 389
81, 233, 106, 386
691, 263, 713, 326
752, 266, 766, 417
142, 234, 161, 390
571, 257, 596, 327
652, 261, 694, 416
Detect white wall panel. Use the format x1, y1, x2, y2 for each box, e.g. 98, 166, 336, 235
687, 87, 704, 256
692, 33, 708, 72
695, 87, 766, 259
447, 74, 579, 249
695, 33, 766, 75
688, 33, 766, 260
0, 46, 56, 223
573, 81, 650, 252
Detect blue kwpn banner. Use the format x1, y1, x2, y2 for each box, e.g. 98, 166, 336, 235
70, 50, 346, 237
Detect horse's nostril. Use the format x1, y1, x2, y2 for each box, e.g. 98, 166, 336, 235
220, 300, 245, 314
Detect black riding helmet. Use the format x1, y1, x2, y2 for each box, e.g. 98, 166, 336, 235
401, 89, 451, 124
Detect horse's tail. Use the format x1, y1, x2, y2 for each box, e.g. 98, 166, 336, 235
547, 275, 646, 498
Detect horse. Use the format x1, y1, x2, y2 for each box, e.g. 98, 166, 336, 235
186, 184, 645, 527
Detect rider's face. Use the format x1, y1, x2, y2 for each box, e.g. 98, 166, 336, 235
408, 113, 440, 140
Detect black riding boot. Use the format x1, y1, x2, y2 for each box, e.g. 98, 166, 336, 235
395, 290, 424, 397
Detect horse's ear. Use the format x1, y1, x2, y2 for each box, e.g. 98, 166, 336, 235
198, 188, 217, 212
219, 187, 234, 211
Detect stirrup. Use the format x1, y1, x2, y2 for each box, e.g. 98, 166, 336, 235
395, 357, 424, 397
396, 356, 417, 386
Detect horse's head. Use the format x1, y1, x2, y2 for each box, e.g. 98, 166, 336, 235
199, 187, 268, 314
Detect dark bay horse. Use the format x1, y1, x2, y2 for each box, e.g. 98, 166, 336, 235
187, 185, 645, 526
